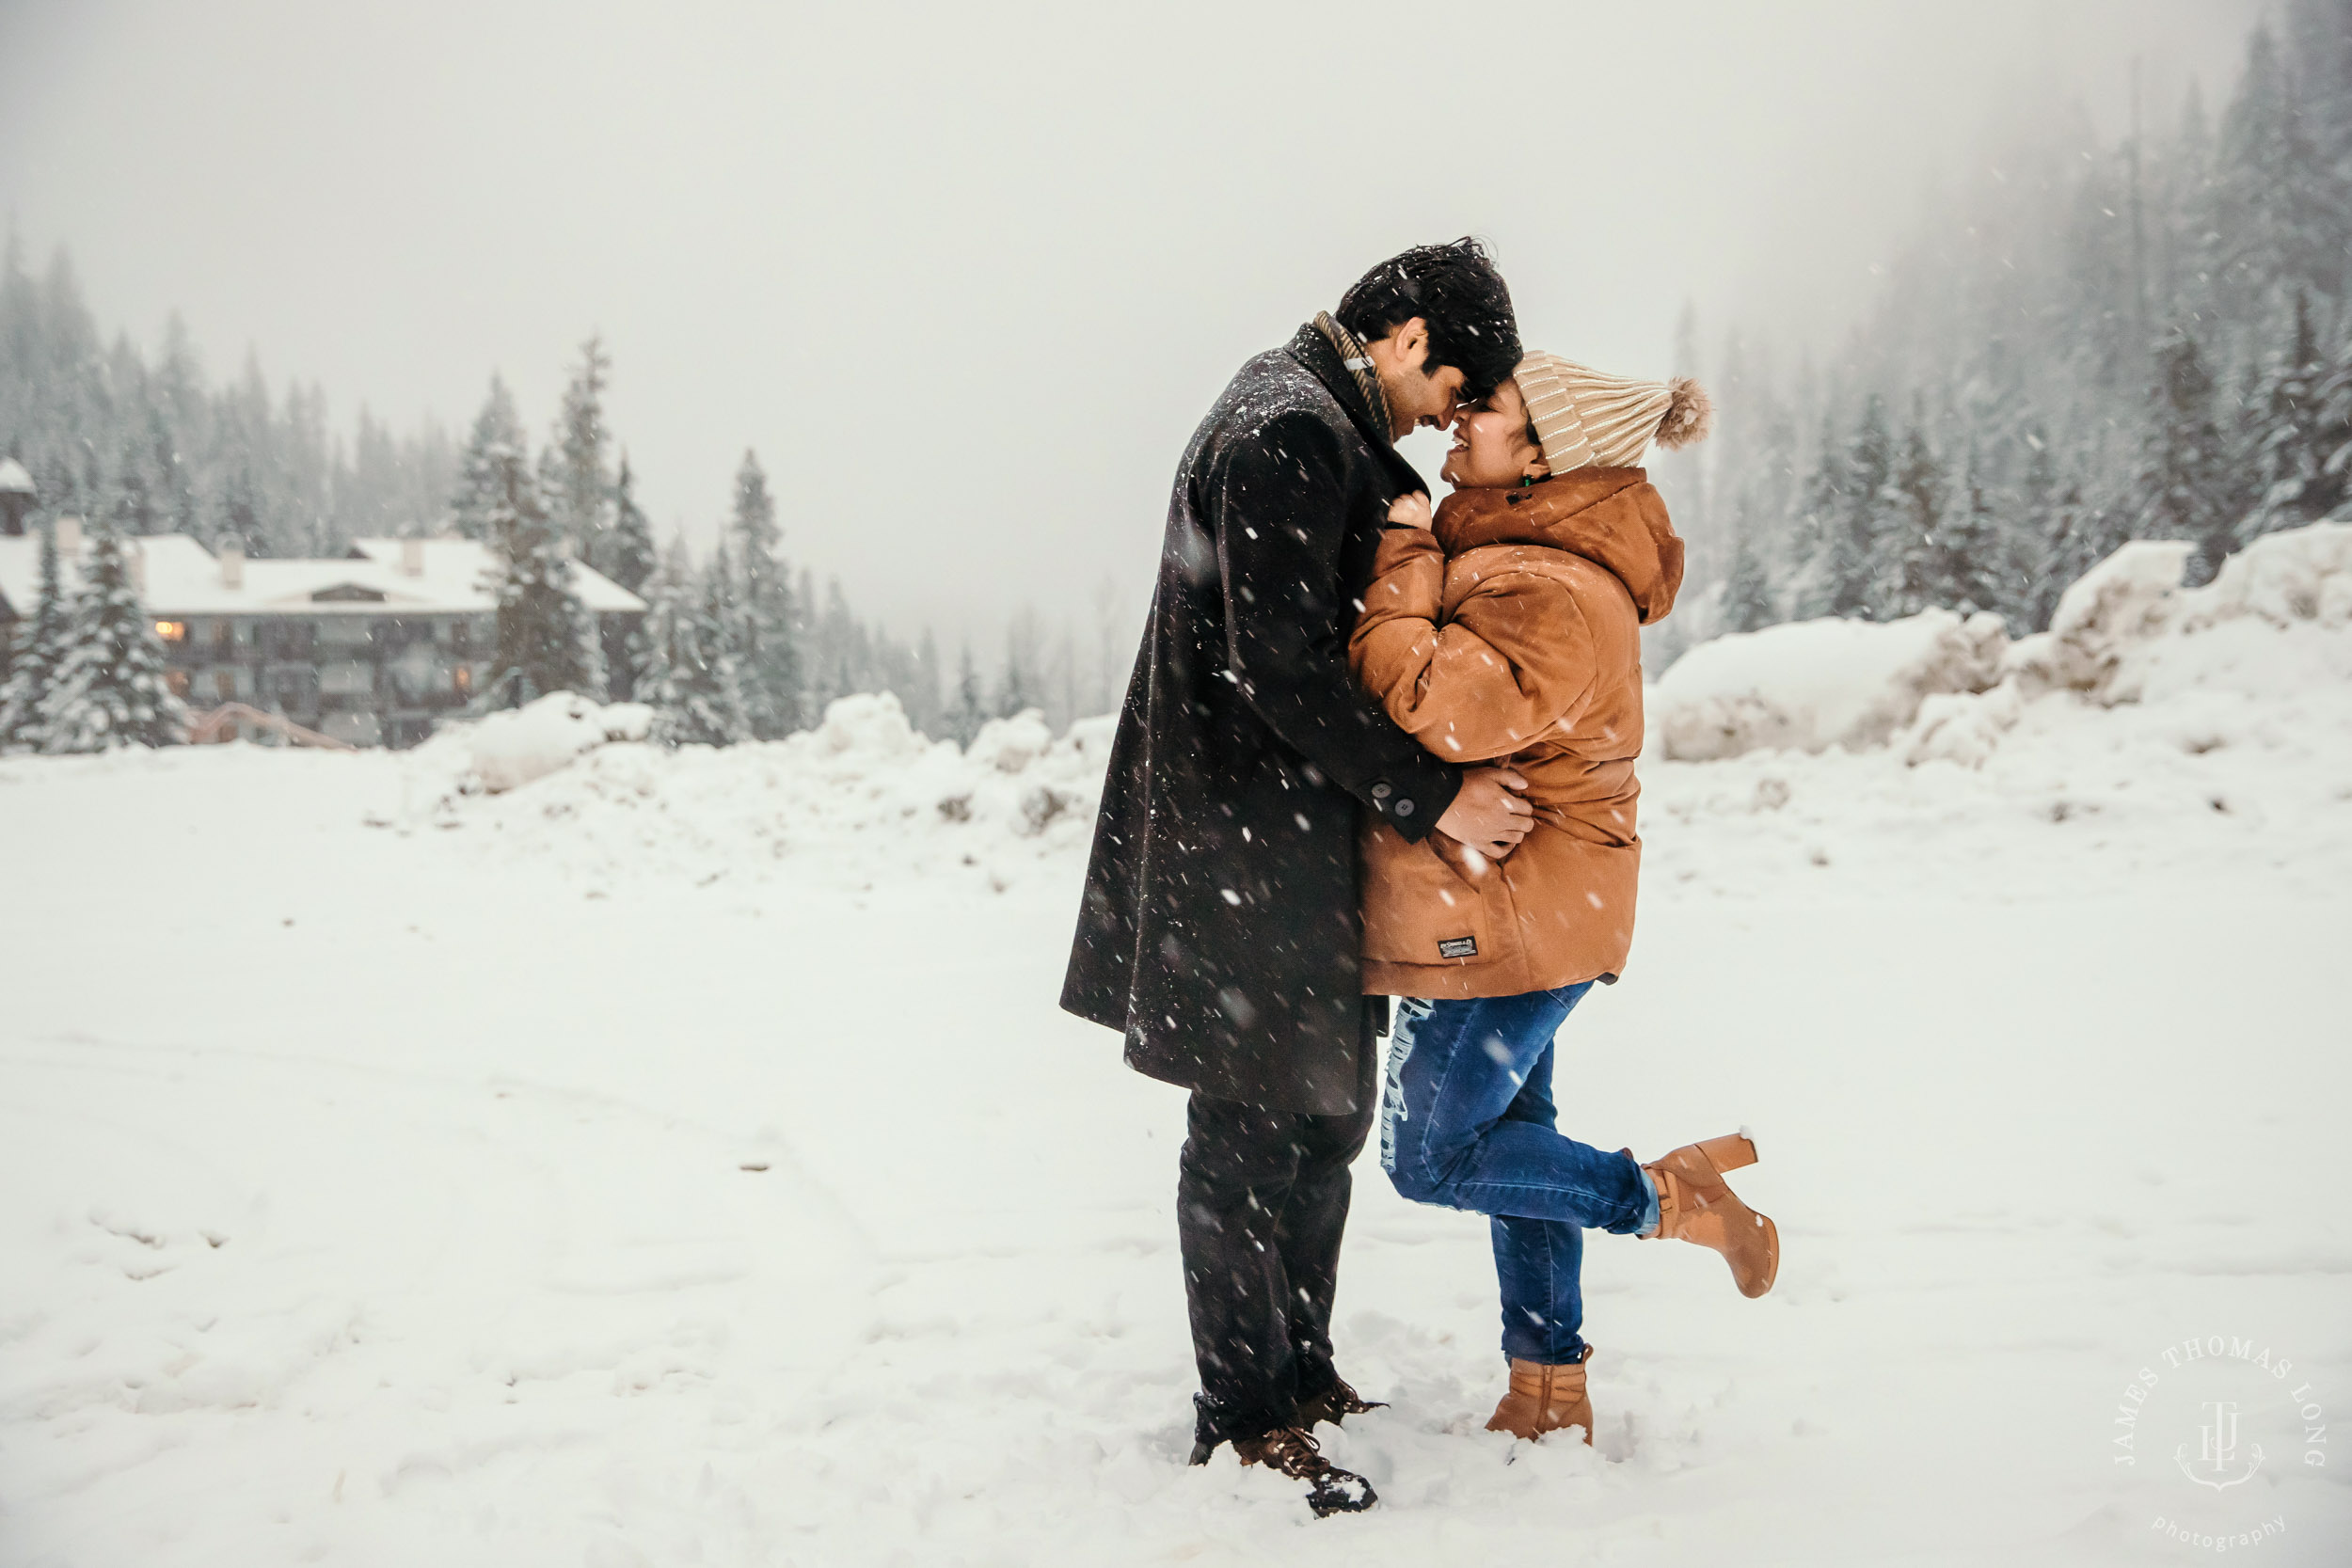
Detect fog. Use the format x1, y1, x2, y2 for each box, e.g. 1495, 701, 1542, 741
0, 0, 2267, 650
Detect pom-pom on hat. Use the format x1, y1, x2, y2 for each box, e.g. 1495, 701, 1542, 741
1513, 351, 1714, 473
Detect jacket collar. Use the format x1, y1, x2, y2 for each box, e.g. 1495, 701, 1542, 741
1287, 320, 1399, 455
1434, 468, 1687, 626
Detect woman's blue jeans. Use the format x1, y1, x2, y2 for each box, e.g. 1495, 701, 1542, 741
1379, 987, 1658, 1366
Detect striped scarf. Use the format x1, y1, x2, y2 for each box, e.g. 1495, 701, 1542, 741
1313, 311, 1394, 446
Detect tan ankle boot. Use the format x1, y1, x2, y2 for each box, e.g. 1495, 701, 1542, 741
1641, 1132, 1779, 1298
1485, 1348, 1594, 1443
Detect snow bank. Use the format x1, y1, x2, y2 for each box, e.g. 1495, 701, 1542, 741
1912, 521, 2352, 766
395, 692, 1113, 889
1649, 608, 2008, 760
1654, 521, 2352, 768
455, 691, 654, 793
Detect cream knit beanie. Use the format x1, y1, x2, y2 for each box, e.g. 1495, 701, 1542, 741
1513, 352, 1714, 473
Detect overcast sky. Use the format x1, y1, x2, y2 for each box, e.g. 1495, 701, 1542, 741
0, 0, 2268, 652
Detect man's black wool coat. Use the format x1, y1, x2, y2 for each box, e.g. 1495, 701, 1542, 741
1060, 322, 1464, 1116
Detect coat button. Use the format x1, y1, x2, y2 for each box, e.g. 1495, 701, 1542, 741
1369, 782, 1392, 800
1393, 799, 1415, 817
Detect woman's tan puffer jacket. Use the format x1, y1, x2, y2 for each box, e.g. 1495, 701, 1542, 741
1348, 467, 1684, 999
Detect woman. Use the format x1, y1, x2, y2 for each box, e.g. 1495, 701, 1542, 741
1348, 352, 1777, 1445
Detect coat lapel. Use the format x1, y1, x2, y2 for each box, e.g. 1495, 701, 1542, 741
1285, 324, 1425, 497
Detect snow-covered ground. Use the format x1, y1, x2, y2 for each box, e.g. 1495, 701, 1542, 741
5, 534, 2351, 1565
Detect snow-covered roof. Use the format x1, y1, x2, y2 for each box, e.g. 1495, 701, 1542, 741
0, 531, 646, 619
0, 458, 33, 495
346, 538, 645, 614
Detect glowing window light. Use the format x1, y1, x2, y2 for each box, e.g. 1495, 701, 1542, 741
154, 620, 187, 641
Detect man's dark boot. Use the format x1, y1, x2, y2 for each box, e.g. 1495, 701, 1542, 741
1232, 1426, 1376, 1517
1295, 1375, 1386, 1431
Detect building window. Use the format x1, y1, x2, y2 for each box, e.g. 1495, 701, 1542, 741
319, 660, 374, 697
453, 664, 472, 694
214, 621, 236, 653
155, 620, 187, 642
166, 669, 191, 698
214, 669, 237, 702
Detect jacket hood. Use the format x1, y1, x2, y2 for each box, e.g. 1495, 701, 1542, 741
1433, 467, 1686, 626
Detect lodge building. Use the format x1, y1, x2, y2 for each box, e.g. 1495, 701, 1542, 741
0, 503, 645, 748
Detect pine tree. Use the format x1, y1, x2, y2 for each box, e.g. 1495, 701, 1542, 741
1828, 397, 1892, 619
596, 452, 659, 700
728, 449, 802, 738
1720, 496, 1775, 634
638, 538, 747, 746
0, 516, 71, 750
1931, 438, 2003, 619
605, 452, 657, 594
2314, 319, 2352, 519
2133, 327, 2238, 584
452, 375, 525, 541
38, 518, 184, 752
946, 641, 988, 746
998, 606, 1043, 718
486, 443, 604, 705
112, 426, 155, 536
548, 336, 613, 564
2239, 292, 2342, 543
693, 543, 754, 742
1882, 408, 1945, 618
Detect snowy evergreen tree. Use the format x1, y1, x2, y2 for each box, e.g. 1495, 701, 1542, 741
998, 606, 1044, 718
605, 452, 658, 594
2239, 293, 2344, 544
1828, 398, 1891, 619
547, 336, 613, 564
1930, 439, 2004, 619
2132, 327, 2236, 584
945, 641, 988, 746
1882, 409, 1945, 618
2314, 321, 2352, 519
37, 518, 184, 752
486, 443, 604, 705
1720, 499, 1775, 635
693, 543, 755, 743
452, 375, 525, 541
728, 450, 801, 739
0, 516, 71, 750
638, 538, 748, 746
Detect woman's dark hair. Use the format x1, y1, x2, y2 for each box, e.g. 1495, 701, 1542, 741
1336, 237, 1521, 401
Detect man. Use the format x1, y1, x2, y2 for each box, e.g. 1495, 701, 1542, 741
1061, 240, 1534, 1516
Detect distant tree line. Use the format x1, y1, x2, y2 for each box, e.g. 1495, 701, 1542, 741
0, 249, 1129, 750
1651, 0, 2352, 659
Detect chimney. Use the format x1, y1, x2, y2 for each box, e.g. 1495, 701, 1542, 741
56, 515, 82, 556
401, 537, 425, 577
220, 539, 245, 590
130, 541, 147, 596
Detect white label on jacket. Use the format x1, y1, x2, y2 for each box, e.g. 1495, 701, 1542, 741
1438, 937, 1478, 959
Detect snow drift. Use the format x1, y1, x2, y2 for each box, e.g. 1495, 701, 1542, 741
1649, 609, 2008, 760
1651, 520, 2352, 767
395, 691, 1116, 889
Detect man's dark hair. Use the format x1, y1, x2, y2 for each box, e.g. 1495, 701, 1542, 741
1336, 237, 1521, 402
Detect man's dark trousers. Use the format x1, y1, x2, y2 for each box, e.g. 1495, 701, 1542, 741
1179, 1006, 1380, 1447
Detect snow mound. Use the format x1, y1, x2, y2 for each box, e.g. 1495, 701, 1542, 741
1912, 521, 2352, 766
396, 692, 1110, 890
1655, 522, 2352, 768
1650, 608, 2008, 760
454, 690, 655, 793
